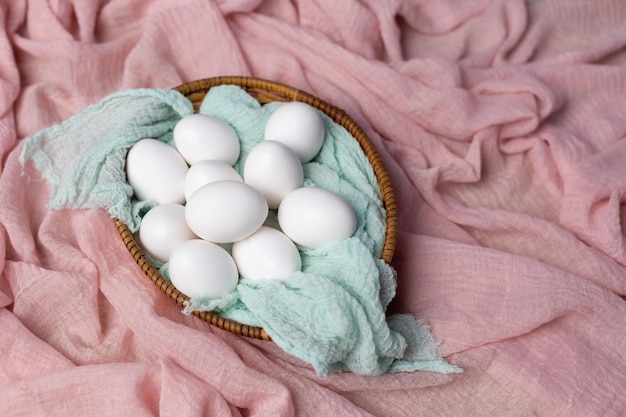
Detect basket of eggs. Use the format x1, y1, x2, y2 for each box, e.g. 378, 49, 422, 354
115, 76, 398, 341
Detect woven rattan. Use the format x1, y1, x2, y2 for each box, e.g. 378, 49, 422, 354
115, 76, 398, 341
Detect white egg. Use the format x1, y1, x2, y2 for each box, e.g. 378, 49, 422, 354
264, 101, 325, 163
184, 159, 243, 200
243, 140, 303, 209
278, 187, 357, 249
231, 226, 301, 281
169, 239, 239, 299
126, 138, 188, 204
185, 180, 268, 243
174, 114, 240, 165
138, 204, 197, 262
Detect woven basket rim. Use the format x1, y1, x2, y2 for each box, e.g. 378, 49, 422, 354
116, 75, 398, 341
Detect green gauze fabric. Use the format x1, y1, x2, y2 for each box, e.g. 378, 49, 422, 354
20, 85, 461, 377
20, 89, 194, 231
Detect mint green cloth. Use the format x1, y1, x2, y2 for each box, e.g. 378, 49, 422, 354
20, 85, 461, 377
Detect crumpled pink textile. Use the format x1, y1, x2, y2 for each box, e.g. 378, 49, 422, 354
2, 0, 626, 415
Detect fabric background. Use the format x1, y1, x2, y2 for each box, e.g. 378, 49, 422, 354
1, 0, 626, 416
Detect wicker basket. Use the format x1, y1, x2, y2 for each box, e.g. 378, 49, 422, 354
115, 76, 398, 341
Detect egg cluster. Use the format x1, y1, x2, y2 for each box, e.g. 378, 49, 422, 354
126, 101, 357, 300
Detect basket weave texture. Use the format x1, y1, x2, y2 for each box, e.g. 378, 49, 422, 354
115, 76, 398, 341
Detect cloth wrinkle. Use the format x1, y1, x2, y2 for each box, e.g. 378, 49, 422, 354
4, 0, 626, 415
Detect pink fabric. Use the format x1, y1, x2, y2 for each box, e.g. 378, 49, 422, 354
2, 0, 626, 415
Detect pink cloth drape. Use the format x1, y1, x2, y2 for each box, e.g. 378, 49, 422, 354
2, 0, 626, 415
